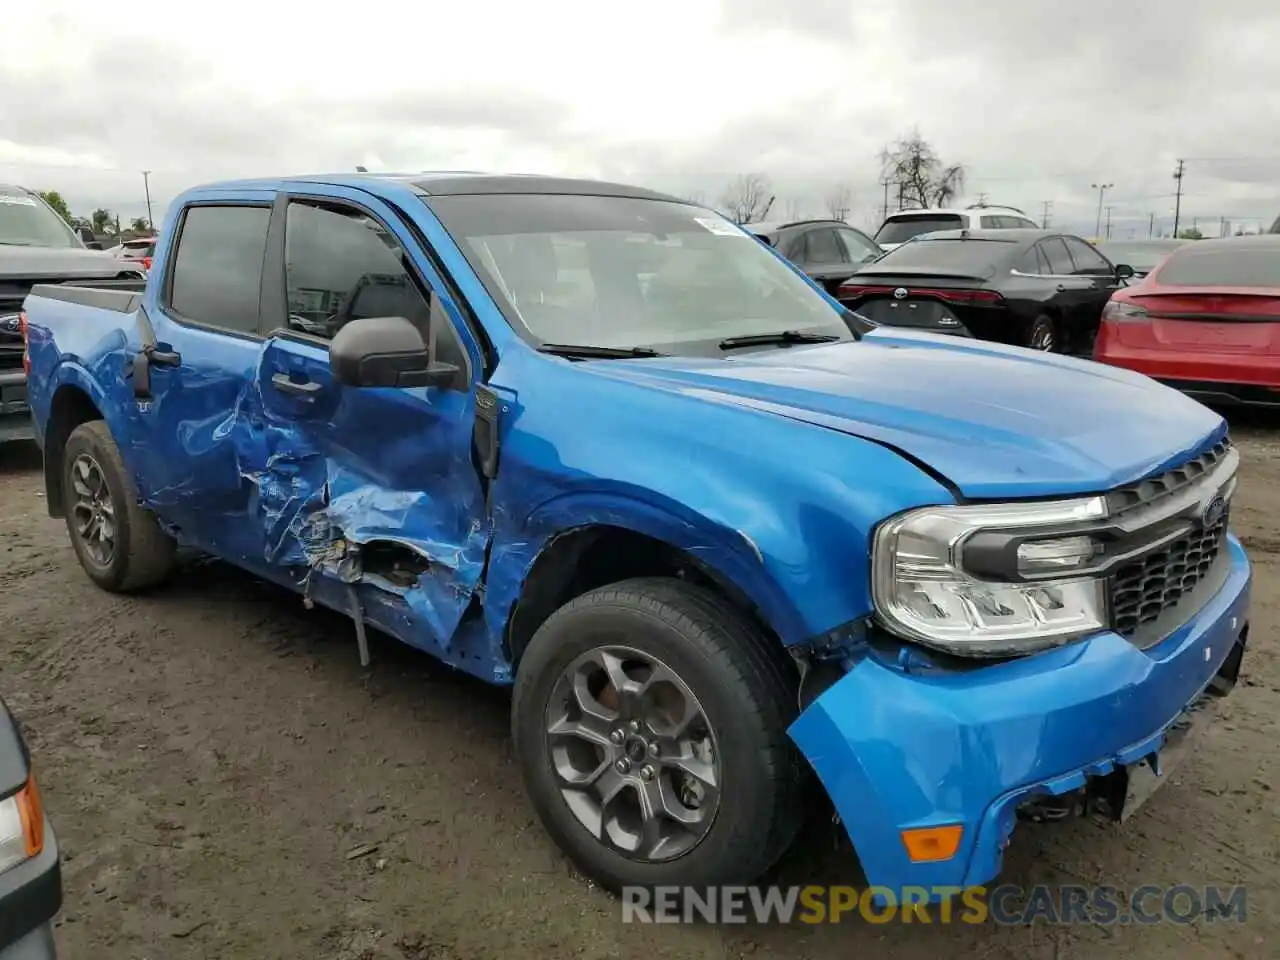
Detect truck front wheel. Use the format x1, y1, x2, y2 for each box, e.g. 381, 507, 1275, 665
512, 577, 803, 892
62, 421, 175, 592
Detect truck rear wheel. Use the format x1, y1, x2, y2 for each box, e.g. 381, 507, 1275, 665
62, 421, 175, 592
512, 577, 803, 892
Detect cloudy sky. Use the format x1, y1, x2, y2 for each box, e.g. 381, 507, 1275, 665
4, 0, 1280, 238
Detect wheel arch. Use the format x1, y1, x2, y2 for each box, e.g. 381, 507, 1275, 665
500, 521, 793, 673
43, 384, 105, 518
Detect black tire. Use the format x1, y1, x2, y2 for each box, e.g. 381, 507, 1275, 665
62, 420, 176, 592
512, 577, 803, 892
1025, 314, 1059, 352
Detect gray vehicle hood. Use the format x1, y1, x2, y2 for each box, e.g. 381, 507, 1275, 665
0, 244, 134, 281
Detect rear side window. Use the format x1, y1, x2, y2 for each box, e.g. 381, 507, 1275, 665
168, 205, 271, 333
1040, 238, 1076, 275
837, 227, 880, 263
1063, 237, 1114, 274
872, 238, 1011, 275
1155, 244, 1280, 287
874, 214, 964, 245
803, 228, 843, 263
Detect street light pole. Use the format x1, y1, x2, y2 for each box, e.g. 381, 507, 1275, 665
1091, 183, 1113, 239
141, 170, 154, 231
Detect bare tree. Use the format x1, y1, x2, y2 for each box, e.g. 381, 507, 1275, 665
879, 130, 966, 209
824, 183, 853, 221
683, 190, 707, 206
784, 197, 805, 222
719, 173, 774, 224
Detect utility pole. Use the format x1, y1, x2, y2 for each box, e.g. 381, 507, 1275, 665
1091, 183, 1113, 239
1148, 212, 1155, 237
975, 191, 989, 207
142, 170, 154, 230
1040, 200, 1053, 228
1172, 159, 1185, 237
1219, 216, 1227, 238
880, 178, 892, 221
1105, 206, 1114, 239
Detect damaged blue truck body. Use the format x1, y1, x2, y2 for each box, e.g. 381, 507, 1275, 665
22, 173, 1250, 901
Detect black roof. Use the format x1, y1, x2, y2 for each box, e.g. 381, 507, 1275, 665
407, 173, 686, 204
743, 218, 847, 236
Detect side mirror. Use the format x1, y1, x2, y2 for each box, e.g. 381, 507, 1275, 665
329, 316, 459, 389
1114, 263, 1135, 280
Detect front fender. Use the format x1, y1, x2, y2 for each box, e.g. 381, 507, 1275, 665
483, 485, 805, 648
482, 347, 958, 648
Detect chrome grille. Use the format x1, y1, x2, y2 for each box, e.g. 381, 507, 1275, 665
1110, 509, 1229, 638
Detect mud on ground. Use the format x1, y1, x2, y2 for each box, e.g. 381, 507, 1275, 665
0, 424, 1277, 960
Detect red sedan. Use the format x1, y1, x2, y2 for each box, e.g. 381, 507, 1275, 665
1093, 234, 1280, 406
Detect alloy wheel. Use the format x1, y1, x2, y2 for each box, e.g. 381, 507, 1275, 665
70, 453, 116, 566
544, 645, 721, 862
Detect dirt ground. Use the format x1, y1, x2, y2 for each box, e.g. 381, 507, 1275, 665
1, 422, 1278, 960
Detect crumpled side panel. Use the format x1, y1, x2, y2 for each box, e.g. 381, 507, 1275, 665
238, 340, 491, 659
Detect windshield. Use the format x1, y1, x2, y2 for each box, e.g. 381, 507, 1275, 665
874, 214, 964, 245
1155, 242, 1280, 287
862, 237, 1011, 276
1095, 242, 1182, 272
0, 191, 79, 248
425, 194, 854, 355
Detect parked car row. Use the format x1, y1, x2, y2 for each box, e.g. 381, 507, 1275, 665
760, 210, 1277, 410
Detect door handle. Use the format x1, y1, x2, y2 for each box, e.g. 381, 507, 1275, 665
271, 372, 322, 398
1057, 284, 1067, 292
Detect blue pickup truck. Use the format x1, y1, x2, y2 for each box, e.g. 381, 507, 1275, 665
20, 172, 1249, 901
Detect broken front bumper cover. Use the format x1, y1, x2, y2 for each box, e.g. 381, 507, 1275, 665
788, 535, 1250, 900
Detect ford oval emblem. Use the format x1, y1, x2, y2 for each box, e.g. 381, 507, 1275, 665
1202, 493, 1227, 529
893, 287, 908, 300
0, 314, 19, 333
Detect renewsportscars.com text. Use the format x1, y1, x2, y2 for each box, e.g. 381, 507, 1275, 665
621, 884, 1248, 925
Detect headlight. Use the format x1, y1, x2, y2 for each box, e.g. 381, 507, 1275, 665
872, 497, 1109, 656
0, 777, 44, 874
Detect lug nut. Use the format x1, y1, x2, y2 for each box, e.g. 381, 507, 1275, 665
609, 729, 625, 745
639, 765, 655, 781
629, 720, 641, 734
647, 742, 660, 758
615, 758, 632, 774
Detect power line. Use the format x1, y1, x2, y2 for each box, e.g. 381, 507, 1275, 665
1091, 182, 1114, 239
1172, 159, 1185, 237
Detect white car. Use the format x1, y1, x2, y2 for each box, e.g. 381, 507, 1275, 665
873, 206, 1039, 251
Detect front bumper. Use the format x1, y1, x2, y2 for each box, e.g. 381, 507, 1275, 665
0, 822, 61, 956
789, 534, 1251, 898
0, 371, 32, 444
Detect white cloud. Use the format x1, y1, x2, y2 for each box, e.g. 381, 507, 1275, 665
4, 0, 1280, 236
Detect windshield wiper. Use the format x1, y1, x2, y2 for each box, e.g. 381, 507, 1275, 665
718, 330, 842, 350
537, 343, 667, 360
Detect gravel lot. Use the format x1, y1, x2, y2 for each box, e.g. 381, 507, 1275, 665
1, 423, 1277, 960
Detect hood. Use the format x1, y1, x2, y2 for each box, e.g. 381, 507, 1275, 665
0, 243, 134, 281
591, 330, 1225, 500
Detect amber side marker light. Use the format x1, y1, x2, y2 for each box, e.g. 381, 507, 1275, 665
0, 775, 45, 872
901, 824, 964, 863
